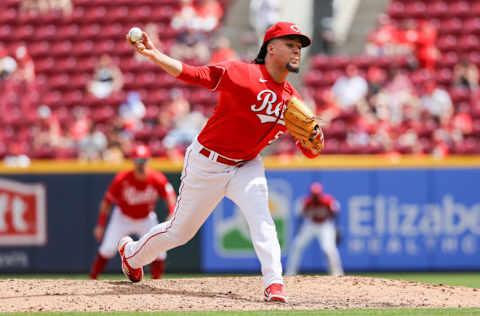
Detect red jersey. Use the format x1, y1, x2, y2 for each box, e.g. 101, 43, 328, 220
178, 61, 302, 160
302, 193, 339, 223
104, 169, 176, 219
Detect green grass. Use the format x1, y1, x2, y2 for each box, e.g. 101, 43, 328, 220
4, 309, 480, 316
358, 272, 480, 289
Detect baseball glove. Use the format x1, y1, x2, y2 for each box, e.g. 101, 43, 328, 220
284, 97, 324, 152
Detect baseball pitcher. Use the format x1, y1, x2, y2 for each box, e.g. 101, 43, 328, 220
119, 21, 324, 303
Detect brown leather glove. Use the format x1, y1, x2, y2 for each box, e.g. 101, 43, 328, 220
284, 97, 324, 152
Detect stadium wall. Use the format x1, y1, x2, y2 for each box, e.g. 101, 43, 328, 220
0, 155, 479, 274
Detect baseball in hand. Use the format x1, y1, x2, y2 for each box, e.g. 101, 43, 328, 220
128, 27, 143, 42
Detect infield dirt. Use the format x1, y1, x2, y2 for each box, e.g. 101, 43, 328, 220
1, 275, 480, 312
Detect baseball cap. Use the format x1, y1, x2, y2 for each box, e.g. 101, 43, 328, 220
255, 22, 311, 63
132, 144, 151, 162
263, 22, 311, 47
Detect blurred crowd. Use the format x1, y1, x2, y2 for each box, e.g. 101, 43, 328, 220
1, 0, 233, 166
296, 12, 480, 158
2, 0, 479, 165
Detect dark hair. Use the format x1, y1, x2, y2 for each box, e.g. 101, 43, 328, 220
253, 42, 268, 64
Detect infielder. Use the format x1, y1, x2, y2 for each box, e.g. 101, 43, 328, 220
119, 21, 324, 303
286, 182, 344, 276
90, 144, 176, 280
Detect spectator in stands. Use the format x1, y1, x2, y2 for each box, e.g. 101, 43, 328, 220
106, 116, 133, 155
13, 45, 35, 84
20, 0, 72, 15
69, 107, 91, 143
161, 90, 206, 160
194, 0, 223, 32
331, 64, 368, 111
3, 142, 31, 167
366, 14, 399, 56
371, 69, 419, 126
453, 59, 479, 92
450, 104, 473, 153
209, 35, 238, 64
249, 0, 280, 45
420, 80, 453, 126
88, 55, 123, 99
171, 0, 223, 33
366, 66, 386, 97
315, 89, 342, 124
78, 123, 108, 162
0, 47, 17, 81
118, 91, 146, 133
169, 30, 210, 63
32, 104, 62, 151
431, 128, 451, 159
396, 121, 422, 154
103, 141, 125, 163
171, 0, 198, 31
415, 20, 439, 70
395, 20, 418, 60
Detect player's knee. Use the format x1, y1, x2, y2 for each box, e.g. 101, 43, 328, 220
170, 230, 195, 247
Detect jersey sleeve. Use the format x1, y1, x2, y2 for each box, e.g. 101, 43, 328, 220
104, 173, 123, 205
153, 173, 177, 215
177, 61, 230, 91
324, 194, 340, 214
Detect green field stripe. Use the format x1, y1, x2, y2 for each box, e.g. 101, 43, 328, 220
359, 273, 480, 289
4, 308, 480, 316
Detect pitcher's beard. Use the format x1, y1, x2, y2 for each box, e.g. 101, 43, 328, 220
286, 62, 300, 73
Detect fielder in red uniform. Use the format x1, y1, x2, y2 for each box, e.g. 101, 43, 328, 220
118, 21, 323, 303
286, 182, 344, 276
90, 144, 176, 280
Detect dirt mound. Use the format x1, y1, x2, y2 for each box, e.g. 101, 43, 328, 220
1, 276, 479, 312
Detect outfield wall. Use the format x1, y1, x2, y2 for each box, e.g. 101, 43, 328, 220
0, 156, 479, 274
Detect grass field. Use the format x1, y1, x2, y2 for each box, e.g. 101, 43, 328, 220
2, 272, 480, 316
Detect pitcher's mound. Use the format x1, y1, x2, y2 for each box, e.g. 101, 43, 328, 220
1, 275, 479, 312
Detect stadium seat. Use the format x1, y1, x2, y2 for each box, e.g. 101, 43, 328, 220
440, 18, 463, 35
449, 1, 471, 18
405, 1, 428, 19
427, 1, 449, 18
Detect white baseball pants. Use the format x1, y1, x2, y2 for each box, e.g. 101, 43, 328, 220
286, 219, 343, 276
99, 207, 166, 260
124, 139, 284, 287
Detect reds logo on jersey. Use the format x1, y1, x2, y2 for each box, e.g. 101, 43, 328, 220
123, 186, 158, 205
250, 90, 286, 125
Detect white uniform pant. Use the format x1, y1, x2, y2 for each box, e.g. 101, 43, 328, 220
286, 219, 343, 276
124, 139, 283, 287
99, 207, 166, 260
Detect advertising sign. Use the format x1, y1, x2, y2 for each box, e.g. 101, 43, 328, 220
0, 178, 47, 246
202, 169, 480, 272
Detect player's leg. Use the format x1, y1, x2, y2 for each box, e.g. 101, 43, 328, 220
285, 221, 316, 275
225, 157, 283, 288
317, 220, 344, 276
138, 212, 167, 279
91, 207, 129, 279
123, 144, 233, 269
